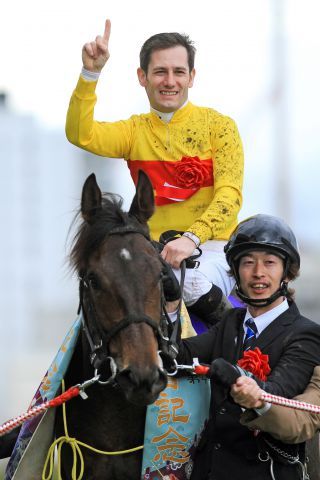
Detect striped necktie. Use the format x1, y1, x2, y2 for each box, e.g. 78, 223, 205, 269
243, 318, 258, 351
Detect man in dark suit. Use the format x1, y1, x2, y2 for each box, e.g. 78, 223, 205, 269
177, 214, 320, 480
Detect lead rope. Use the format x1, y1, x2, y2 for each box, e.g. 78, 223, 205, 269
1, 366, 319, 478
42, 380, 144, 480
0, 386, 81, 438
2, 367, 320, 439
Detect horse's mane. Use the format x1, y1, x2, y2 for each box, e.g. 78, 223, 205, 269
70, 193, 131, 273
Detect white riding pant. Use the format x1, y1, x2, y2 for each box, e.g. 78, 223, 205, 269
172, 240, 235, 306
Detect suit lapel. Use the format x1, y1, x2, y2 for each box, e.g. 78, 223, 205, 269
222, 309, 246, 363
214, 308, 245, 406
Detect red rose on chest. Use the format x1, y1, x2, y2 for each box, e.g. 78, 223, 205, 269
174, 156, 207, 188
237, 347, 271, 381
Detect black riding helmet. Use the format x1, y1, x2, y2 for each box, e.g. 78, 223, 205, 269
224, 214, 300, 307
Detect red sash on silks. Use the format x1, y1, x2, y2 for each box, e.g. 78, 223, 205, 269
128, 157, 213, 206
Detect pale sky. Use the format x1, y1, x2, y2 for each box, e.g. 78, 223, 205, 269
0, 0, 303, 126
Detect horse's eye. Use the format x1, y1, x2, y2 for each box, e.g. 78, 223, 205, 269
88, 273, 100, 290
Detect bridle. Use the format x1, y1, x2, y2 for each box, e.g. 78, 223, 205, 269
77, 224, 180, 384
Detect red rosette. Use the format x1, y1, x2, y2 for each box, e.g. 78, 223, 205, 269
174, 156, 207, 188
237, 347, 271, 381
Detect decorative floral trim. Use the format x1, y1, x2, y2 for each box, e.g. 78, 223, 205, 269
237, 347, 271, 381
175, 156, 208, 189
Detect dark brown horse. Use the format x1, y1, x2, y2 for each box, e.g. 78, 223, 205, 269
55, 171, 169, 479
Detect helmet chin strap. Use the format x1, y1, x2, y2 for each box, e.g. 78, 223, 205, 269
235, 281, 288, 307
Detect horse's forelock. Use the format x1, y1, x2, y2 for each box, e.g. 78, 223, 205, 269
70, 192, 131, 273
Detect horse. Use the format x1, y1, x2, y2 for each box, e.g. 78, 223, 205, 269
55, 170, 170, 480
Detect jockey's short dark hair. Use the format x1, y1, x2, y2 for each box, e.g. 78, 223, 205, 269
139, 32, 196, 73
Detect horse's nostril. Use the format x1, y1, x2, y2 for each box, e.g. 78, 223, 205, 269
117, 366, 167, 391
116, 365, 168, 405
116, 368, 136, 390
127, 368, 140, 388
130, 366, 158, 388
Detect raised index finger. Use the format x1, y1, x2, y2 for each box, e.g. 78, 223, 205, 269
103, 19, 111, 43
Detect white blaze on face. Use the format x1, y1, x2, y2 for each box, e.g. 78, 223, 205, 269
119, 248, 132, 261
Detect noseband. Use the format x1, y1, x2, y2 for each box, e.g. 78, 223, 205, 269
78, 224, 177, 382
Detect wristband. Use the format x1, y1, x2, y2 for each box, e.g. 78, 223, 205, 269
81, 67, 101, 82
183, 231, 200, 248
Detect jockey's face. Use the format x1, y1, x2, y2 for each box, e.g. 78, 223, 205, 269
137, 46, 195, 113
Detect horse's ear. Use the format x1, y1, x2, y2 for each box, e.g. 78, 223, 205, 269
81, 173, 102, 223
129, 170, 155, 224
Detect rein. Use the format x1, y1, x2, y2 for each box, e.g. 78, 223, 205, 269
158, 259, 186, 375
156, 228, 204, 374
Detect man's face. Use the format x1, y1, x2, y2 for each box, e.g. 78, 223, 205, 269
137, 46, 195, 113
238, 251, 286, 311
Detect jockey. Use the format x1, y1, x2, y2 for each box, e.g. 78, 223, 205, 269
176, 214, 320, 480
65, 19, 244, 326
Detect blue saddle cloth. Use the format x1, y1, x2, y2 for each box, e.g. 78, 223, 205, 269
5, 317, 82, 479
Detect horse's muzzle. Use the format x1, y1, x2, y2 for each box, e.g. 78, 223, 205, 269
116, 365, 167, 405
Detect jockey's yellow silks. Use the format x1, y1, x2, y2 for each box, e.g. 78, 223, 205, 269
66, 76, 244, 243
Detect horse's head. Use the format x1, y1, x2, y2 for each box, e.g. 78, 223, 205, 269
71, 171, 168, 405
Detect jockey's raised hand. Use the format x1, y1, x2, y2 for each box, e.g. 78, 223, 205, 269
82, 19, 111, 72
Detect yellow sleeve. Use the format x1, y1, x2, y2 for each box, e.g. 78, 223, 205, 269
187, 114, 244, 243
65, 76, 135, 159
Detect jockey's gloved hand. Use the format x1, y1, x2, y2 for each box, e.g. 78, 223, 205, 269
207, 358, 243, 387
161, 261, 181, 302
152, 241, 181, 302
